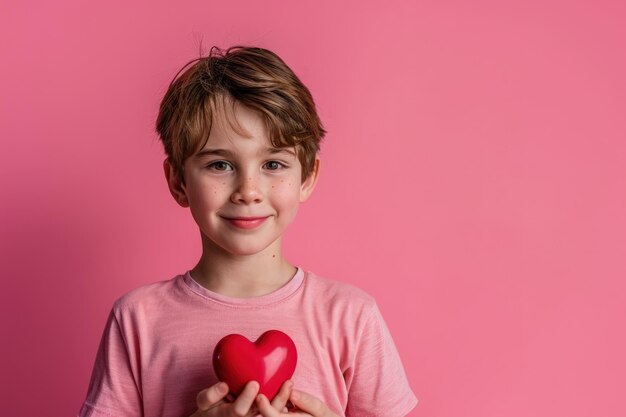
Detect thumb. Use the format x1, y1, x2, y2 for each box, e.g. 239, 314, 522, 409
196, 382, 229, 411
289, 389, 329, 417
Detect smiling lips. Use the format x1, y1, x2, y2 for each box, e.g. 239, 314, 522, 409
223, 216, 269, 229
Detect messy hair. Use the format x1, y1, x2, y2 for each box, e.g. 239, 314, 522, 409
155, 45, 326, 184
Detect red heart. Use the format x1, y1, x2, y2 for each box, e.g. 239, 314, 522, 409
212, 330, 298, 401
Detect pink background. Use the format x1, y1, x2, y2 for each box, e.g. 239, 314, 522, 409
1, 0, 625, 416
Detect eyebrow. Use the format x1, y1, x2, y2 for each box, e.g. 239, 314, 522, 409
195, 147, 296, 159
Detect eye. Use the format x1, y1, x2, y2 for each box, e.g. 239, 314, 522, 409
264, 161, 287, 170
206, 161, 233, 171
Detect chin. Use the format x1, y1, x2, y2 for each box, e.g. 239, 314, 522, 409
221, 241, 275, 256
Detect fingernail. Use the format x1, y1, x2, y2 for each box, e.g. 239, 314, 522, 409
216, 382, 228, 394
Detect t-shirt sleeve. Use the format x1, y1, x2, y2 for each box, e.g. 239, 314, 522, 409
78, 308, 143, 417
345, 302, 418, 417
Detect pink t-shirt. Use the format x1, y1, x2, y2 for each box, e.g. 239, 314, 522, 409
79, 267, 417, 417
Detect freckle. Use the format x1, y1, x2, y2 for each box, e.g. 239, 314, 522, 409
272, 254, 276, 258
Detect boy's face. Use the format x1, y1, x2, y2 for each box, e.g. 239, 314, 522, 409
164, 101, 319, 256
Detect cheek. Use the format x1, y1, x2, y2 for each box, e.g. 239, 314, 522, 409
188, 181, 228, 207
270, 179, 301, 206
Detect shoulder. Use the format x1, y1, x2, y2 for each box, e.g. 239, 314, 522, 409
302, 269, 379, 317
111, 273, 182, 317
304, 270, 373, 299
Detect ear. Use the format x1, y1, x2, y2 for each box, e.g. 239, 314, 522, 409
299, 156, 320, 203
163, 158, 189, 207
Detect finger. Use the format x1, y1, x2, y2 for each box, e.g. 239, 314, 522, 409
255, 393, 281, 417
196, 382, 229, 411
271, 380, 293, 410
232, 381, 260, 416
289, 390, 328, 417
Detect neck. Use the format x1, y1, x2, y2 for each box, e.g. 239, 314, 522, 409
190, 233, 297, 298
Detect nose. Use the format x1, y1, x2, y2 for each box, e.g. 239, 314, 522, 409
230, 174, 263, 204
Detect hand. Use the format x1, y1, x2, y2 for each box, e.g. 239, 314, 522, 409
255, 388, 340, 417
190, 380, 293, 417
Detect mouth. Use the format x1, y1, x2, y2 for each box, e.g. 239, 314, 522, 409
221, 216, 270, 229
224, 216, 269, 220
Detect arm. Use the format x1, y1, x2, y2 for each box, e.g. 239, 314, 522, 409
78, 310, 142, 417
344, 303, 417, 417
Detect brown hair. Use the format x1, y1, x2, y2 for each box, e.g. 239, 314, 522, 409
155, 45, 326, 184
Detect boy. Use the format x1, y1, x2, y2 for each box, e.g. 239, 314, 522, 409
79, 46, 417, 417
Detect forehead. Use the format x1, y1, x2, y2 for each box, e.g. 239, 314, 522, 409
195, 98, 296, 157
209, 98, 265, 142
